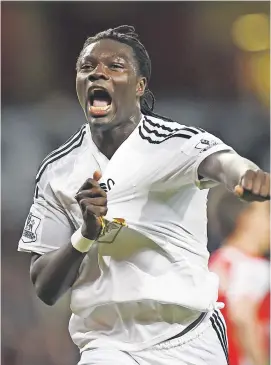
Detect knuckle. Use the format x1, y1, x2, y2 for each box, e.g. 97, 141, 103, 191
79, 198, 86, 207
95, 188, 107, 198
75, 193, 83, 201
80, 199, 88, 209
92, 187, 99, 195
99, 190, 107, 198
86, 205, 94, 214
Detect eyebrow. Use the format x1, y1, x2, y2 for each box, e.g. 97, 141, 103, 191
81, 51, 131, 64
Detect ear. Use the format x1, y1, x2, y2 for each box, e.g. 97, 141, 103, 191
136, 77, 147, 97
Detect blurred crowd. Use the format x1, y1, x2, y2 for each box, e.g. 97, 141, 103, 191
1, 2, 270, 365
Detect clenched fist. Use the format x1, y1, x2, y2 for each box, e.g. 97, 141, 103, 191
234, 169, 270, 202
75, 171, 108, 240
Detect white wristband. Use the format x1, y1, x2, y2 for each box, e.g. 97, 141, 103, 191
71, 227, 95, 253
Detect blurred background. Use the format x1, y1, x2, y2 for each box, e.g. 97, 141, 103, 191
1, 2, 270, 365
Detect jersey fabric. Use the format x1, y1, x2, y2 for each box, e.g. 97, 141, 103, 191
209, 246, 270, 365
18, 115, 233, 352
77, 310, 228, 365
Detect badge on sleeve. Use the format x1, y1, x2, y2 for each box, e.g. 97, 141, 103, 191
195, 139, 219, 152
22, 212, 41, 243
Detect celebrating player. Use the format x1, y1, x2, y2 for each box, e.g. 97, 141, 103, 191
18, 26, 270, 365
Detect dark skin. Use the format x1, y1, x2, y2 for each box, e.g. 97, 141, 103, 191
76, 39, 146, 159
30, 39, 270, 306
30, 39, 146, 305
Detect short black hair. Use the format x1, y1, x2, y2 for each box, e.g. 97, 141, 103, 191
76, 25, 173, 121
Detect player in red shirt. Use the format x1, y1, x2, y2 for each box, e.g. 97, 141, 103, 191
210, 199, 270, 365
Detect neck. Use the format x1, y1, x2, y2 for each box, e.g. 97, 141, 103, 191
91, 112, 142, 159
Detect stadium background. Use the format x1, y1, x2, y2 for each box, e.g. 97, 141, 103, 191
1, 2, 270, 365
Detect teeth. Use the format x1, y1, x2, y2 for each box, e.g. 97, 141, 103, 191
90, 105, 110, 111
89, 104, 111, 115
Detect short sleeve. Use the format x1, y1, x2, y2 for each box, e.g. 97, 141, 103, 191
18, 177, 74, 255
179, 131, 234, 189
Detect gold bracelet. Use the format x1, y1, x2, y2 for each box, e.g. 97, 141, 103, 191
97, 216, 106, 236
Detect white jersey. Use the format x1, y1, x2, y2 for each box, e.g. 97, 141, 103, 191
18, 115, 233, 352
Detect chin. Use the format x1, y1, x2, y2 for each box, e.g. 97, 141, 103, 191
88, 113, 117, 130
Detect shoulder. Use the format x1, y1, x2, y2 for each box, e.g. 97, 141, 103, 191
139, 115, 206, 145
35, 124, 88, 188
139, 115, 228, 157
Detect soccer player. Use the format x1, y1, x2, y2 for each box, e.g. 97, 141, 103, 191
18, 26, 270, 365
210, 200, 270, 365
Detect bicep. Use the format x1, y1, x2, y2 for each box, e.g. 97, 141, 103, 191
198, 151, 241, 189
198, 150, 259, 191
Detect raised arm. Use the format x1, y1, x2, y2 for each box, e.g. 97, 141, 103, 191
198, 150, 270, 202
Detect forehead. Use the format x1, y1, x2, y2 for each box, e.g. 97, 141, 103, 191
81, 38, 136, 63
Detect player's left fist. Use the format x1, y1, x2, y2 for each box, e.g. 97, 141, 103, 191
234, 169, 270, 202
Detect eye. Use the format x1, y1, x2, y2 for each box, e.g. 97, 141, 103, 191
80, 64, 94, 71
110, 63, 124, 70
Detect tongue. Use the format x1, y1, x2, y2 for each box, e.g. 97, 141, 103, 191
93, 100, 108, 107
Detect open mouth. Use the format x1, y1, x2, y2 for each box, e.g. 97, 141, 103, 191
88, 88, 112, 117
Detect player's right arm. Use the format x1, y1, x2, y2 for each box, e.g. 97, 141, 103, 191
19, 171, 107, 306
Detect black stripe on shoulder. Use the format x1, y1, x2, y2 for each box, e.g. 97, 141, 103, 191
144, 117, 205, 136
37, 124, 86, 173
143, 120, 174, 139
139, 125, 191, 144
35, 128, 87, 184
181, 127, 199, 135
35, 124, 86, 181
144, 116, 179, 133
139, 117, 200, 144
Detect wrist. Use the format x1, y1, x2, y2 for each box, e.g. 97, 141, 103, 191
81, 219, 103, 240
71, 226, 95, 253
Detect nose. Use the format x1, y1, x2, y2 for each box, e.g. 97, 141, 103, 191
88, 64, 109, 82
